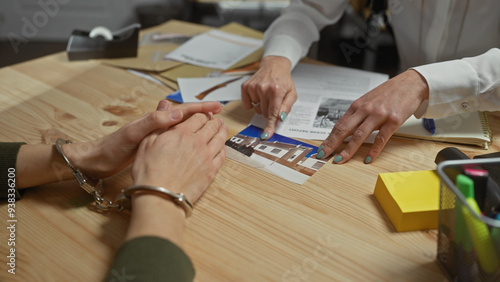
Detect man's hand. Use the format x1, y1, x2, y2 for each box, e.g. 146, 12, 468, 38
66, 100, 223, 179
132, 113, 228, 204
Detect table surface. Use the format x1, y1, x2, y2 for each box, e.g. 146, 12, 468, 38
1, 38, 499, 282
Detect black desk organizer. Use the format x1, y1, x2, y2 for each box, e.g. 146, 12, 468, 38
437, 157, 500, 281
66, 23, 140, 61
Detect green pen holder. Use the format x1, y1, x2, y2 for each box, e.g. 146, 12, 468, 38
437, 158, 500, 281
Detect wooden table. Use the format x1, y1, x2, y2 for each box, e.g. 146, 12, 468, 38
1, 48, 499, 281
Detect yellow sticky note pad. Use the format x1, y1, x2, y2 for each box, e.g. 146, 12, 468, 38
373, 170, 440, 232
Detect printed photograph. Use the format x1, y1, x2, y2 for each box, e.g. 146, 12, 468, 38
313, 98, 352, 129
225, 125, 332, 185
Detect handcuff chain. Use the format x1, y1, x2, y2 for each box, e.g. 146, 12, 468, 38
55, 139, 123, 212
93, 191, 123, 211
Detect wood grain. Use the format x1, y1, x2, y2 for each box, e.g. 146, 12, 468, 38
0, 50, 498, 281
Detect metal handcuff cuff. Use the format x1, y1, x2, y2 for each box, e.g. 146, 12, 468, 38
55, 138, 193, 216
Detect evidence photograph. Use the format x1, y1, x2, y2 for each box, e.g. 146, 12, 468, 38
313, 98, 352, 129
225, 125, 331, 184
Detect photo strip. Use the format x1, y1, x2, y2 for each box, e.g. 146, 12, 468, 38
225, 125, 332, 184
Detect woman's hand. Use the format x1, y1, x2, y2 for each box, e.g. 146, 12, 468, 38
65, 100, 223, 179
131, 113, 228, 204
317, 70, 430, 164
241, 56, 297, 140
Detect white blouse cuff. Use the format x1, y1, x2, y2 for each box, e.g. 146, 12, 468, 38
263, 34, 303, 69
411, 60, 477, 118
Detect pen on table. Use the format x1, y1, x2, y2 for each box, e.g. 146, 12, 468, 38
458, 174, 500, 273
422, 118, 436, 134
195, 76, 244, 100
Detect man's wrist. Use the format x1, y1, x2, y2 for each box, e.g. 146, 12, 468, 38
124, 182, 192, 217
51, 144, 75, 181
63, 141, 98, 179
15, 144, 75, 188
132, 192, 187, 218
126, 192, 186, 246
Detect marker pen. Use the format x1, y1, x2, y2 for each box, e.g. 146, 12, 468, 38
464, 167, 489, 212
454, 174, 475, 280
458, 174, 500, 273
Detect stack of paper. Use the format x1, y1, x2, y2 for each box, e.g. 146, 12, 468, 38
99, 20, 264, 91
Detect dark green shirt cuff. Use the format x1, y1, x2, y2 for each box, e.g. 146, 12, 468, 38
0, 142, 26, 199
105, 236, 195, 282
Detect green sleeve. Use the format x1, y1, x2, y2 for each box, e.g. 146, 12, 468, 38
104, 236, 195, 282
0, 142, 26, 199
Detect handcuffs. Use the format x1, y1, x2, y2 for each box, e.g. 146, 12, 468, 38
55, 138, 193, 216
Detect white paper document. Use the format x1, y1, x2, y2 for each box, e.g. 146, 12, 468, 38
165, 30, 263, 70
251, 63, 388, 140
178, 75, 250, 102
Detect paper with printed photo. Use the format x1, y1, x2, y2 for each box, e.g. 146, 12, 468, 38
225, 125, 332, 185
251, 63, 388, 141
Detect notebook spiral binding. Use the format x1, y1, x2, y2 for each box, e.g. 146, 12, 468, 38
479, 112, 493, 149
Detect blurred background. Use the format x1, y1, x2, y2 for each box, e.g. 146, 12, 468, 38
0, 0, 398, 75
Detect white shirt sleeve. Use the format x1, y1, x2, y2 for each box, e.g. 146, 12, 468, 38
412, 48, 500, 118
263, 0, 349, 69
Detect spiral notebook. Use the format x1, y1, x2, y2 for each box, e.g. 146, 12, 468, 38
393, 111, 492, 149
